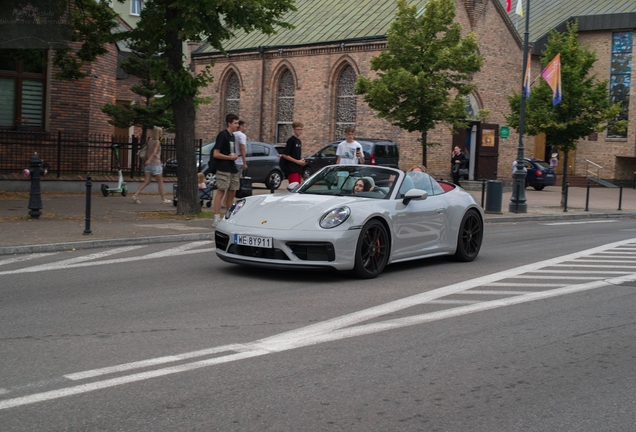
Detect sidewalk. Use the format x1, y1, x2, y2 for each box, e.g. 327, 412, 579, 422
1, 182, 635, 255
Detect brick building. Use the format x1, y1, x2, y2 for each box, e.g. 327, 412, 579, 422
192, 0, 524, 181
499, 0, 636, 184
193, 0, 636, 184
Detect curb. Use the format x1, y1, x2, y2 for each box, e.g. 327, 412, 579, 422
485, 212, 636, 224
0, 232, 214, 256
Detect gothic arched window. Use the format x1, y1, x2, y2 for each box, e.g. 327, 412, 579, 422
224, 72, 240, 118
335, 66, 357, 139
276, 69, 295, 144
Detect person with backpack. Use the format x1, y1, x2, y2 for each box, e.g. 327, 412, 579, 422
212, 113, 240, 228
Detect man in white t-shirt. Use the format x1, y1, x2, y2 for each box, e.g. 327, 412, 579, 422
336, 126, 365, 165
233, 120, 248, 175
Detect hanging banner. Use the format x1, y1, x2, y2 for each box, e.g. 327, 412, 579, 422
541, 53, 562, 105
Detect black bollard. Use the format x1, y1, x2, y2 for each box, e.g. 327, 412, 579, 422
585, 181, 590, 211
83, 175, 92, 235
27, 152, 43, 219
618, 182, 623, 211
515, 182, 521, 214
563, 181, 569, 212
481, 179, 486, 208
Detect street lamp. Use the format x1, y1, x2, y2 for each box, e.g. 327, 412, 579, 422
509, 0, 531, 213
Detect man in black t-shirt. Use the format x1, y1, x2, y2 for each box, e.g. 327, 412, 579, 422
212, 113, 239, 227
281, 121, 306, 184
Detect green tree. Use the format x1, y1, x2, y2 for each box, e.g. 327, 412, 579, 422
355, 0, 483, 167
505, 21, 625, 198
47, 0, 295, 215
101, 40, 174, 148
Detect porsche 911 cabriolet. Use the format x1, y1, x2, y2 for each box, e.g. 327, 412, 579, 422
214, 165, 484, 278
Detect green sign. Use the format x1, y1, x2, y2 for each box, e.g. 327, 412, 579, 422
500, 126, 510, 139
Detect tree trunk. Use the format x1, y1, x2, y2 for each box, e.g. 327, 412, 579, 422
166, 9, 199, 215
421, 131, 427, 168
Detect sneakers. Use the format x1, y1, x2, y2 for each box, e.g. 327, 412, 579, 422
131, 196, 141, 204
162, 199, 171, 204
212, 217, 220, 228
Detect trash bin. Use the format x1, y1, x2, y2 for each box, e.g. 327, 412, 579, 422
485, 180, 503, 214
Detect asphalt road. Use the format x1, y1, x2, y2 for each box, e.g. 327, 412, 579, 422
1, 218, 636, 431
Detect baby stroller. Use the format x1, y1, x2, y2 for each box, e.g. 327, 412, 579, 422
199, 185, 214, 208
172, 182, 215, 207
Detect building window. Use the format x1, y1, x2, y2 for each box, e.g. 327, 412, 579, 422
131, 0, 143, 16
0, 50, 46, 129
224, 72, 240, 120
608, 31, 632, 138
335, 65, 357, 140
276, 69, 295, 144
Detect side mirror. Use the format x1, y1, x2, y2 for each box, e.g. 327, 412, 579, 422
287, 182, 300, 192
402, 189, 428, 205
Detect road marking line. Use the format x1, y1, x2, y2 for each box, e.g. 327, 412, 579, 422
0, 253, 58, 266
484, 282, 568, 287
0, 242, 215, 276
553, 264, 636, 269
1, 238, 635, 410
427, 299, 480, 305
509, 275, 611, 280
572, 259, 636, 263
526, 270, 633, 274
543, 220, 618, 225
460, 290, 535, 295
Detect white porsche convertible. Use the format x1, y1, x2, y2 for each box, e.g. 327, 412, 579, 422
215, 165, 484, 278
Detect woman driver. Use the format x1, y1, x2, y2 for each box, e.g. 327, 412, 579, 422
354, 178, 373, 193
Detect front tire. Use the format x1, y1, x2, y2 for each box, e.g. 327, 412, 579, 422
100, 184, 109, 197
302, 166, 313, 180
352, 220, 389, 279
453, 209, 483, 262
265, 170, 283, 190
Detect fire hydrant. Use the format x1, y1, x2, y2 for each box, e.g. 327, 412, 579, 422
24, 152, 47, 219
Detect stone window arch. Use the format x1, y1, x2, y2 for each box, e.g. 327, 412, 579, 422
334, 65, 357, 140
224, 72, 240, 119
276, 69, 295, 144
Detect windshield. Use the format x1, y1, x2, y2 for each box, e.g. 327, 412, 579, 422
296, 165, 397, 199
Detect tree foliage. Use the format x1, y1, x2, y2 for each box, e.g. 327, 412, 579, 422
101, 39, 174, 146
355, 0, 483, 166
505, 21, 624, 153
41, 0, 295, 214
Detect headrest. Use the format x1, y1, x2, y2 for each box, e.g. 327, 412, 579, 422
362, 176, 375, 188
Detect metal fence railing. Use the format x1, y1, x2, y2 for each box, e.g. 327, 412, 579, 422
0, 130, 202, 178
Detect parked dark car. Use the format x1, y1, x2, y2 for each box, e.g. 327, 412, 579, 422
301, 139, 399, 179
200, 141, 284, 190
163, 142, 214, 177
517, 158, 556, 190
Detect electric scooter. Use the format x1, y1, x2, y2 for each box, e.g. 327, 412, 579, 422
101, 144, 128, 197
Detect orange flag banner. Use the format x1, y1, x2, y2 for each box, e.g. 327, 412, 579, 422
541, 53, 562, 105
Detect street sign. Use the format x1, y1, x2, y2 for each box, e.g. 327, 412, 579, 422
500, 126, 510, 139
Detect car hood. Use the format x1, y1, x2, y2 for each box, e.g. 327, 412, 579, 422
229, 193, 365, 230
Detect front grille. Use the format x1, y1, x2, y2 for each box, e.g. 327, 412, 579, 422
286, 242, 335, 262
214, 231, 230, 251
227, 244, 290, 260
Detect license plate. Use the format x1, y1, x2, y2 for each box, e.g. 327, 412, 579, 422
234, 234, 273, 248
546, 174, 554, 177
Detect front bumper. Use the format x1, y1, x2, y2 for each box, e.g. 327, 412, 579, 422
214, 225, 361, 271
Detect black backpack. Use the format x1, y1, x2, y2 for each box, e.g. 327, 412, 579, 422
207, 156, 218, 175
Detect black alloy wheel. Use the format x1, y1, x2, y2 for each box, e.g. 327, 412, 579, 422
453, 209, 483, 262
352, 219, 389, 279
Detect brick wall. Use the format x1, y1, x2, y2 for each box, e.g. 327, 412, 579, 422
193, 0, 525, 180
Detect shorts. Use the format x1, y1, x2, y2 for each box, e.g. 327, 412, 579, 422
288, 172, 302, 184
145, 164, 163, 176
216, 170, 240, 191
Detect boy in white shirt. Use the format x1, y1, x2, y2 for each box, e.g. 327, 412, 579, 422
336, 126, 364, 165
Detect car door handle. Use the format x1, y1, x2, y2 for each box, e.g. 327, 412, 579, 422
436, 208, 444, 214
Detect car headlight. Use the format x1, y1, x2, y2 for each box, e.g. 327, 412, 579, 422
225, 198, 246, 219
319, 206, 351, 229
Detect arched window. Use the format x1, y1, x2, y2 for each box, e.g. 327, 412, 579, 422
335, 65, 357, 139
224, 72, 240, 118
276, 69, 295, 144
